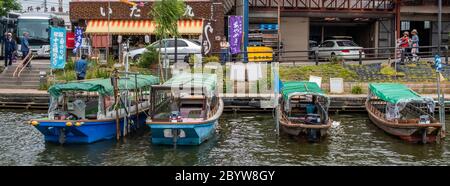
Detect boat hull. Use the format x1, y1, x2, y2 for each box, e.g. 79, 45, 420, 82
32, 112, 147, 144
365, 101, 442, 143
148, 120, 218, 145
147, 99, 223, 145
278, 108, 331, 142
279, 120, 331, 141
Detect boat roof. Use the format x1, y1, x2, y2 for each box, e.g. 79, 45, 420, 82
281, 81, 326, 101
48, 75, 159, 97
368, 83, 431, 104
161, 73, 217, 94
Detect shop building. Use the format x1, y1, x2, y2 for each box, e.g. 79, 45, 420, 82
400, 0, 450, 53
243, 0, 450, 58
69, 0, 225, 60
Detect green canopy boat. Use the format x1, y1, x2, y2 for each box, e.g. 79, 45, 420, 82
146, 73, 223, 145
30, 75, 160, 144
366, 83, 442, 143
278, 81, 332, 142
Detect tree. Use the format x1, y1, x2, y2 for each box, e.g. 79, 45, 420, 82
150, 0, 185, 82
0, 0, 21, 17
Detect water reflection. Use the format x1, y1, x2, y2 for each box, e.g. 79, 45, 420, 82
1, 110, 450, 166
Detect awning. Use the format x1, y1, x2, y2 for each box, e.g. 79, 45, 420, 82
368, 83, 431, 104
48, 75, 160, 97
85, 19, 203, 35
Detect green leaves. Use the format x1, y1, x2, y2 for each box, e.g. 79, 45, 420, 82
0, 0, 21, 17
150, 0, 186, 39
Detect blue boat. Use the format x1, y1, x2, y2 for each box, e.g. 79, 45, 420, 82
30, 75, 159, 144
146, 73, 223, 145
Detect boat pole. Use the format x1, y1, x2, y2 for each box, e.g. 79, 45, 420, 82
113, 69, 120, 141
273, 63, 280, 136
438, 0, 446, 138
124, 38, 130, 136
135, 74, 139, 127
435, 55, 446, 139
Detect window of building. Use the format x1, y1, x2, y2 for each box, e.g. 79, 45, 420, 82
424, 21, 430, 29
401, 21, 410, 31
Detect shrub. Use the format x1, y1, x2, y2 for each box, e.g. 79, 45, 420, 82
65, 58, 75, 71
203, 55, 220, 63
351, 85, 363, 94
95, 68, 110, 79
62, 71, 76, 82
329, 56, 344, 65
39, 79, 52, 90
380, 64, 405, 76
139, 46, 159, 68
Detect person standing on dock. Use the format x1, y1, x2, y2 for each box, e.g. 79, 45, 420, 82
75, 55, 88, 80
220, 37, 230, 64
410, 29, 420, 62
21, 32, 30, 67
4, 33, 17, 67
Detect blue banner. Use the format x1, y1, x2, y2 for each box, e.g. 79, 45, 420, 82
50, 27, 67, 69
73, 26, 83, 54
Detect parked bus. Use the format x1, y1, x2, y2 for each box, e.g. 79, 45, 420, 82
0, 12, 20, 59
16, 13, 64, 58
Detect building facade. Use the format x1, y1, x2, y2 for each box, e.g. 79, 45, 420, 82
242, 0, 450, 57
69, 0, 225, 57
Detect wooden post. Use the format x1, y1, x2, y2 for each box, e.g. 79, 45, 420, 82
113, 69, 120, 141
135, 74, 139, 127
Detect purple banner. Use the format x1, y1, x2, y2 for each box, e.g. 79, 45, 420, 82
228, 16, 243, 55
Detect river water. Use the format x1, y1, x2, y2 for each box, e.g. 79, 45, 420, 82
1, 109, 449, 166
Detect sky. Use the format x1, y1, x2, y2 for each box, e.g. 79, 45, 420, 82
19, 0, 70, 12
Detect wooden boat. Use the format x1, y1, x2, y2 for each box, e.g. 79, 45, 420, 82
278, 81, 332, 142
366, 83, 442, 143
146, 73, 223, 145
29, 75, 159, 144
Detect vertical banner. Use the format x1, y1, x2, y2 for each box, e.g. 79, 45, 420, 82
50, 27, 67, 69
201, 19, 214, 56
228, 16, 243, 55
73, 26, 83, 54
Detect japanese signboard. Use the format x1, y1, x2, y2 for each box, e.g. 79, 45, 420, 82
201, 19, 214, 56
50, 27, 67, 69
228, 16, 243, 55
73, 26, 83, 54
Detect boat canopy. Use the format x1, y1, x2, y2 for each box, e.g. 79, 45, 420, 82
368, 83, 435, 120
368, 83, 432, 104
281, 81, 326, 101
281, 81, 330, 112
48, 75, 160, 97
162, 73, 217, 95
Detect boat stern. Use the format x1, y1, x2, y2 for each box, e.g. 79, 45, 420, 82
29, 119, 117, 144
146, 120, 217, 145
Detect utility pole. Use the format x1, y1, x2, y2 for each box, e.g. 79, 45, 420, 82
243, 0, 249, 63
438, 0, 442, 54
277, 0, 281, 62
437, 0, 446, 139
107, 0, 111, 64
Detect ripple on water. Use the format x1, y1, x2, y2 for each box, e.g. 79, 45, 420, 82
1, 111, 450, 165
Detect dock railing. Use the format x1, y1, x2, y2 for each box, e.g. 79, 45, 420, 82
12, 52, 34, 77
150, 45, 448, 66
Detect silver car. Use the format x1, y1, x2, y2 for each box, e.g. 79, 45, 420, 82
128, 38, 201, 62
312, 40, 365, 60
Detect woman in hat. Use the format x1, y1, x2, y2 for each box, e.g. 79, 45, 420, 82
411, 29, 420, 62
